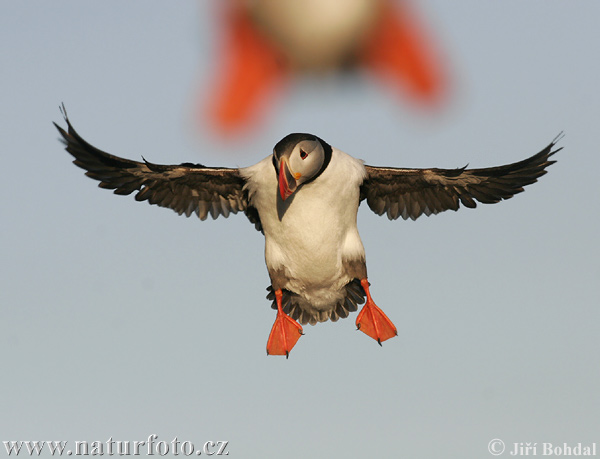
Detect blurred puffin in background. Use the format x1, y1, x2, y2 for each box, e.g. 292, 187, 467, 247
201, 0, 448, 132
56, 108, 561, 357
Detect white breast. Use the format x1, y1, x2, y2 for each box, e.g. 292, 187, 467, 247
247, 0, 381, 70
241, 148, 367, 309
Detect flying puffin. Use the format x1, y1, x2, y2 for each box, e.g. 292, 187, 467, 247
55, 110, 561, 357
205, 0, 447, 131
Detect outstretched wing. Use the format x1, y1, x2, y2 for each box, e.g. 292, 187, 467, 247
55, 110, 251, 222
360, 135, 562, 221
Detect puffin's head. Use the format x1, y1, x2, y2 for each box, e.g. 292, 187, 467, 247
273, 133, 332, 200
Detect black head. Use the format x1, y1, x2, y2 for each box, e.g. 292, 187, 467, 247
272, 133, 333, 200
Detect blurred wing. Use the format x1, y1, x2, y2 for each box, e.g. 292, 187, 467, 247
55, 113, 248, 221
361, 135, 562, 220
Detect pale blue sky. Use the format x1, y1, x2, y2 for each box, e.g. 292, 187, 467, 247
1, 2, 599, 458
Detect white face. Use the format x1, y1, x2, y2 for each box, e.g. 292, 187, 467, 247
286, 139, 325, 186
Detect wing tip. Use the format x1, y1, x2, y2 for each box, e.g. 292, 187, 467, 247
546, 131, 564, 160
59, 102, 68, 121
552, 131, 565, 146
54, 103, 81, 149
56, 102, 73, 133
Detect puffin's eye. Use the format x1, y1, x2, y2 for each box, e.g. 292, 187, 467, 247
300, 149, 308, 160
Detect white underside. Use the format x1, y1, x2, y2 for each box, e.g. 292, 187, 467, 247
246, 0, 381, 69
240, 148, 367, 311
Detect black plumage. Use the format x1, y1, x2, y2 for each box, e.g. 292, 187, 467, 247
267, 279, 366, 325
54, 108, 262, 229
360, 134, 562, 221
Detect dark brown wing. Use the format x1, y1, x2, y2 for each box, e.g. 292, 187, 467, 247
360, 135, 562, 220
55, 109, 251, 222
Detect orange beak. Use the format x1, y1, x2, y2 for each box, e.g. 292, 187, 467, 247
278, 158, 297, 201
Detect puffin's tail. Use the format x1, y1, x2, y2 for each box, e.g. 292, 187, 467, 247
266, 279, 366, 326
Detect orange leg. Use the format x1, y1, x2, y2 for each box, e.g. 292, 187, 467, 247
204, 4, 287, 132
356, 279, 397, 345
359, 0, 447, 106
266, 289, 303, 358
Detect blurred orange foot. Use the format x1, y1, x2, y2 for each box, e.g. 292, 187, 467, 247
356, 279, 397, 345
266, 289, 303, 358
360, 0, 447, 106
207, 4, 287, 132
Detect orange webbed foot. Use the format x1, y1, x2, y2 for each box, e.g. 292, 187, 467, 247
266, 289, 303, 358
205, 4, 287, 132
356, 279, 398, 345
359, 0, 447, 106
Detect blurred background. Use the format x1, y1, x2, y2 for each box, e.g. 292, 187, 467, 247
1, 1, 599, 458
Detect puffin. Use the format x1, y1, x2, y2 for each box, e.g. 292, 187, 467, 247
55, 110, 561, 357
205, 0, 447, 131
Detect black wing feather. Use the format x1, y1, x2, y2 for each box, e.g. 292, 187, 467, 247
361, 134, 562, 220
54, 109, 261, 228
